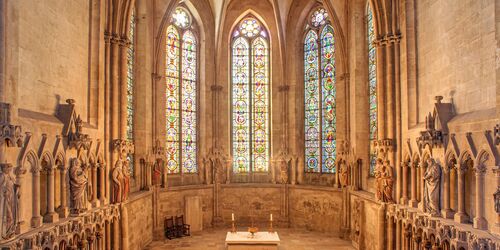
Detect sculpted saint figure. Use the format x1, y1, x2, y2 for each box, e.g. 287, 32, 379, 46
423, 158, 441, 215
153, 159, 162, 186
0, 164, 19, 240
338, 159, 348, 187
69, 159, 88, 213
122, 158, 131, 201
374, 159, 394, 203
278, 156, 289, 184
112, 159, 124, 203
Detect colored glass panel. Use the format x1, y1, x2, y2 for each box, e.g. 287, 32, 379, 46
231, 17, 269, 173
165, 25, 181, 174
367, 4, 377, 176
251, 37, 269, 172
232, 37, 251, 173
172, 7, 190, 29
311, 8, 328, 27
181, 30, 197, 173
320, 24, 336, 173
304, 30, 320, 173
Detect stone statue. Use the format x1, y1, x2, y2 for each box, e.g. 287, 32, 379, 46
122, 158, 131, 201
153, 159, 162, 186
494, 187, 500, 214
0, 164, 19, 240
338, 159, 348, 187
375, 159, 394, 203
212, 156, 226, 184
69, 159, 88, 213
423, 158, 441, 216
351, 199, 362, 245
112, 159, 124, 203
278, 155, 289, 184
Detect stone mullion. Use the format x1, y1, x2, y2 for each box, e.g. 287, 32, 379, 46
119, 39, 130, 140
31, 169, 42, 228
454, 165, 468, 223
44, 167, 58, 222
401, 162, 408, 204
441, 164, 453, 218
92, 164, 99, 207
409, 162, 418, 207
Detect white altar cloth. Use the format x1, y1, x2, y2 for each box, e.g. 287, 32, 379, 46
225, 232, 280, 250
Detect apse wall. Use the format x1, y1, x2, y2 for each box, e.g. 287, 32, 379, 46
15, 0, 93, 118
415, 0, 496, 118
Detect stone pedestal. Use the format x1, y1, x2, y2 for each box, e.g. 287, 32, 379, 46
185, 196, 203, 232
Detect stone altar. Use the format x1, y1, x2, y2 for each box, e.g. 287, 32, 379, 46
225, 232, 280, 250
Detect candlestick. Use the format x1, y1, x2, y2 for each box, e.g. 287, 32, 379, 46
232, 213, 235, 221
270, 213, 273, 221
269, 219, 274, 233
231, 220, 236, 233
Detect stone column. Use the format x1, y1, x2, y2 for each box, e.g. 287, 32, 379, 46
387, 217, 394, 250
121, 205, 129, 250
58, 165, 69, 218
396, 221, 401, 250
99, 163, 106, 204
105, 222, 111, 250
473, 165, 487, 229
401, 162, 409, 204
378, 204, 386, 250
87, 235, 95, 250
454, 164, 468, 223
441, 164, 453, 218
409, 162, 418, 207
44, 167, 58, 222
113, 219, 120, 250
92, 164, 99, 207
31, 169, 42, 227
15, 169, 28, 234
418, 161, 425, 210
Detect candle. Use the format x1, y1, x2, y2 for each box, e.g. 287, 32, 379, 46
270, 213, 273, 221
232, 213, 235, 221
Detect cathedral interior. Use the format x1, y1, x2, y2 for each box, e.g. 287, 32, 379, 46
0, 0, 499, 249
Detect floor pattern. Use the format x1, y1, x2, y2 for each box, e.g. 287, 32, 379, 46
145, 228, 355, 250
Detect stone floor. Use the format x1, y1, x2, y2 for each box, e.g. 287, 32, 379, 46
145, 228, 355, 250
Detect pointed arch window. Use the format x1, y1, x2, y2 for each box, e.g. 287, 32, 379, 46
126, 8, 136, 174
165, 7, 198, 174
367, 3, 378, 176
304, 8, 336, 173
231, 17, 270, 173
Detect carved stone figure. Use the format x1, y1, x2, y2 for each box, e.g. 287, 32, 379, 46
375, 159, 394, 203
0, 164, 19, 240
351, 199, 362, 245
423, 158, 441, 215
212, 156, 226, 184
122, 159, 131, 201
69, 159, 88, 213
278, 156, 289, 184
112, 159, 124, 203
495, 187, 500, 214
153, 159, 162, 186
338, 159, 348, 187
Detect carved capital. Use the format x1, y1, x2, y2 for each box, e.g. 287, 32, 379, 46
112, 139, 135, 155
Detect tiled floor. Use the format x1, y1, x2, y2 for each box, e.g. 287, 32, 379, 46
145, 228, 355, 250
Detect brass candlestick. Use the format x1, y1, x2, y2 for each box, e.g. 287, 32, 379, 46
231, 220, 236, 233
269, 220, 274, 233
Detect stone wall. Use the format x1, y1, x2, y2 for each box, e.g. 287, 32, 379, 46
17, 0, 91, 117
219, 184, 281, 226
289, 186, 343, 234
416, 0, 496, 118
125, 192, 154, 250
158, 186, 214, 228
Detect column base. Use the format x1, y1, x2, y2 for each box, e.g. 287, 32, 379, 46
454, 212, 469, 223
44, 212, 59, 223
400, 197, 408, 205
473, 217, 487, 230
31, 216, 42, 228
409, 200, 418, 208
92, 199, 101, 208
441, 209, 454, 219
57, 206, 70, 219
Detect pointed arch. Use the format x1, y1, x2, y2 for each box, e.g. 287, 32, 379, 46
231, 15, 270, 173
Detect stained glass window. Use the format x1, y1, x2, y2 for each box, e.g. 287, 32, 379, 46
126, 9, 136, 174
231, 17, 269, 173
165, 7, 198, 174
367, 3, 378, 176
304, 8, 336, 173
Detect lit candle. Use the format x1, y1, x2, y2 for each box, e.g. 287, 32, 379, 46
270, 213, 273, 221
232, 213, 235, 221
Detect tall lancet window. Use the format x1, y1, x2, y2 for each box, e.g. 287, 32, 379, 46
231, 17, 270, 173
304, 8, 336, 173
367, 3, 377, 176
126, 8, 136, 174
165, 7, 198, 174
